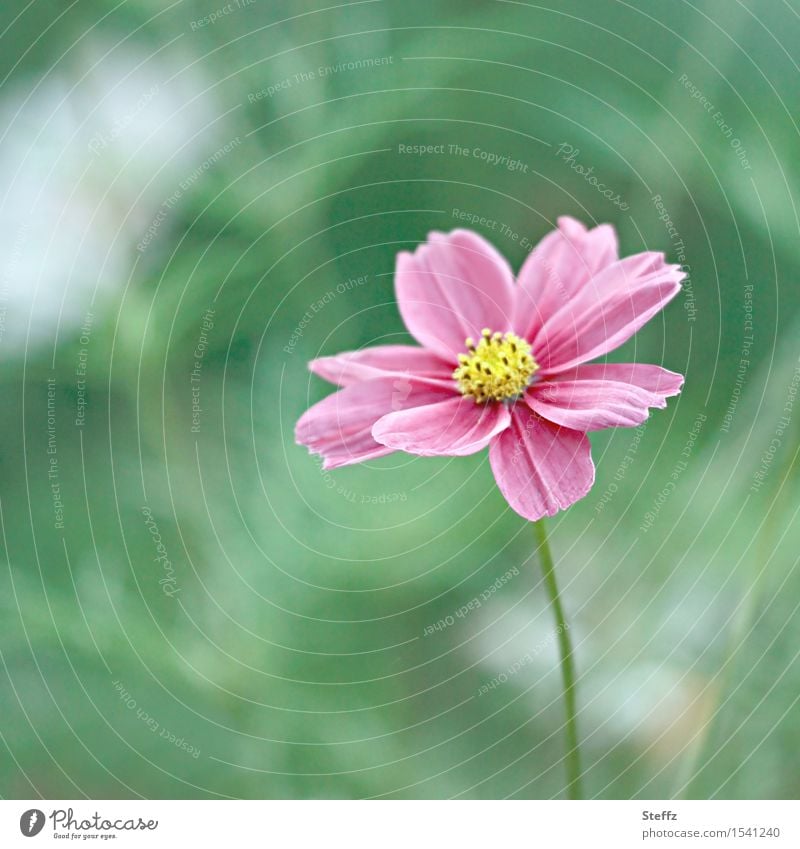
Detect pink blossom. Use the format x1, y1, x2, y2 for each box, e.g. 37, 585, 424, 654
296, 217, 685, 521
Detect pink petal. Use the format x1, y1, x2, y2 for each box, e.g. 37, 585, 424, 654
295, 378, 452, 469
513, 216, 618, 341
526, 363, 684, 431
395, 229, 516, 360
532, 252, 685, 374
488, 406, 595, 521
309, 345, 453, 387
372, 396, 511, 457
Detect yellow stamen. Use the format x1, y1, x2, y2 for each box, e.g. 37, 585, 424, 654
453, 330, 538, 403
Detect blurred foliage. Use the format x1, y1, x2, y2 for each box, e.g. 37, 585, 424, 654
0, 0, 799, 799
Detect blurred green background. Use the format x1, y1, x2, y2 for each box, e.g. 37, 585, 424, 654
1, 0, 799, 799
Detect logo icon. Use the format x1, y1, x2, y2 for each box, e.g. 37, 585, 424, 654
19, 809, 45, 837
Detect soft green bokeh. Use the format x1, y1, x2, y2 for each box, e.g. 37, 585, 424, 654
1, 0, 798, 799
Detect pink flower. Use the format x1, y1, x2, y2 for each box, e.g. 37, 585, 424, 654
296, 217, 685, 521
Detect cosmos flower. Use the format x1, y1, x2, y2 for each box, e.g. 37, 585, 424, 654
296, 217, 685, 521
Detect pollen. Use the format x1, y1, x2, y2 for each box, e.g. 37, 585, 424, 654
453, 329, 538, 403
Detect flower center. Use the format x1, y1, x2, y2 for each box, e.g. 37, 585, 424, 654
453, 329, 538, 403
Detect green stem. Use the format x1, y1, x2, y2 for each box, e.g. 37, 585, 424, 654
534, 518, 582, 800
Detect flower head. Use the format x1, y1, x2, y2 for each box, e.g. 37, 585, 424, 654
296, 217, 685, 521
